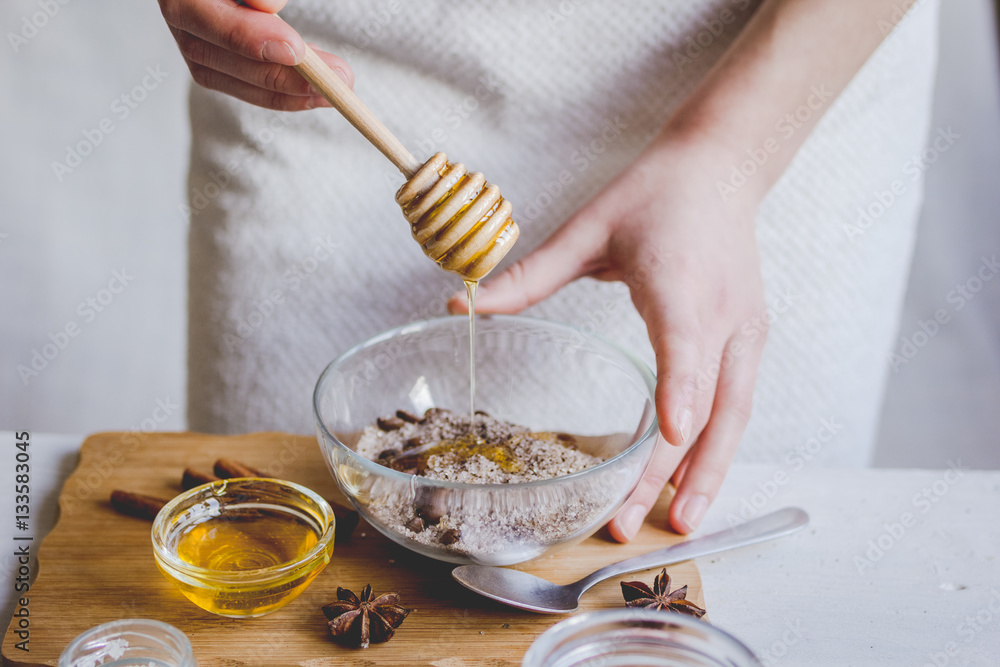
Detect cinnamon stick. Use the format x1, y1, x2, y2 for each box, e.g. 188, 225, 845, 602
181, 468, 220, 490
109, 460, 361, 544
110, 490, 168, 521
213, 458, 263, 479
331, 505, 360, 544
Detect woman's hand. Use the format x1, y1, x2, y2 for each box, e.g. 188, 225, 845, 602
157, 0, 353, 110
448, 132, 768, 539
445, 0, 920, 538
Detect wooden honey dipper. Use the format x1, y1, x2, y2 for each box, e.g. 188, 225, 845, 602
294, 45, 519, 281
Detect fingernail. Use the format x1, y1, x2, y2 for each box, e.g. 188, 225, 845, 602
307, 96, 332, 109
332, 66, 352, 87
262, 40, 297, 65
676, 408, 693, 446
619, 505, 646, 541
679, 494, 708, 533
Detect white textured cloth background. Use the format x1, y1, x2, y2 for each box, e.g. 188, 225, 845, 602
187, 0, 939, 467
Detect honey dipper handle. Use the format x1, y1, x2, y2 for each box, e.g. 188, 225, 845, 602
295, 44, 422, 177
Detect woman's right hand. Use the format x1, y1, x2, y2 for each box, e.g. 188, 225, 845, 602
157, 0, 353, 110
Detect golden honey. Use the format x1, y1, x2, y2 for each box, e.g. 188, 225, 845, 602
395, 152, 519, 281
162, 506, 330, 617
402, 432, 525, 475
465, 278, 478, 429
152, 479, 335, 619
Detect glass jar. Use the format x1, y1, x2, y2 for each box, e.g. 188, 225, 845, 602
59, 619, 196, 667
522, 610, 760, 667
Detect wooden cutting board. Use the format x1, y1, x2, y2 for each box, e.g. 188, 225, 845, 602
2, 432, 704, 666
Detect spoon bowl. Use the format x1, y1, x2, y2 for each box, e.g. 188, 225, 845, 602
452, 507, 809, 613
455, 567, 581, 614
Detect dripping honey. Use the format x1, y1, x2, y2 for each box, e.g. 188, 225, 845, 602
389, 279, 513, 474
465, 279, 477, 431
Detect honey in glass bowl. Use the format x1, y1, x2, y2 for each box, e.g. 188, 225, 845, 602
152, 478, 335, 618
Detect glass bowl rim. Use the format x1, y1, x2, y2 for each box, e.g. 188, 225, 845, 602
312, 314, 659, 491
151, 477, 336, 583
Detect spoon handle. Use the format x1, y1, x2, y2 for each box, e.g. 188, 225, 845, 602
576, 507, 809, 593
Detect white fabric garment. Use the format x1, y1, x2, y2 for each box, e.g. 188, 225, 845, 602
186, 0, 939, 467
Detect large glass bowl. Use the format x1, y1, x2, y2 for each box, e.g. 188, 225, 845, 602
313, 315, 657, 566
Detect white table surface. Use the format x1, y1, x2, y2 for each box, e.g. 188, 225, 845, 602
1, 432, 998, 666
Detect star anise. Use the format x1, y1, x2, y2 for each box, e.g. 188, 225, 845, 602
620, 568, 706, 618
322, 585, 411, 648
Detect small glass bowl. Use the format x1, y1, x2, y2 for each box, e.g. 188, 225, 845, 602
522, 610, 761, 667
313, 315, 658, 566
151, 478, 335, 618
59, 618, 195, 667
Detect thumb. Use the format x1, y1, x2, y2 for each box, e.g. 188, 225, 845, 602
607, 435, 687, 542
447, 223, 601, 314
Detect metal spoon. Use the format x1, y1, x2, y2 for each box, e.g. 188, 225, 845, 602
452, 506, 809, 613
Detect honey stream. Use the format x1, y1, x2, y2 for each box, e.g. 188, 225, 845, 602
465, 279, 477, 434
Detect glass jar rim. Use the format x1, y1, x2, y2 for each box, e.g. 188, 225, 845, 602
522, 609, 761, 667
59, 618, 195, 667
